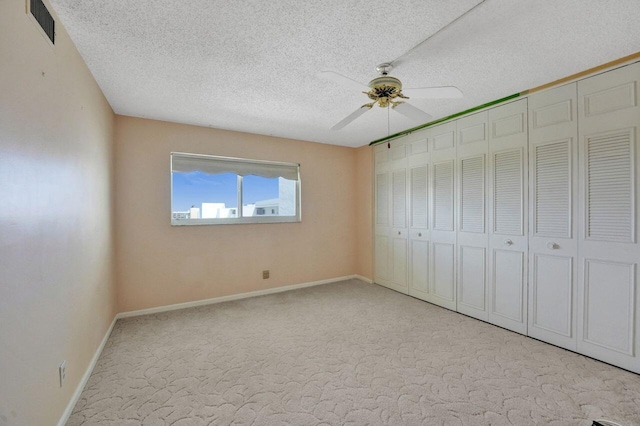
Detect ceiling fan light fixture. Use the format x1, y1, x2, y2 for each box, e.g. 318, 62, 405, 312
363, 63, 411, 108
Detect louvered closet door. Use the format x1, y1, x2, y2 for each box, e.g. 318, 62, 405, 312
577, 63, 640, 373
374, 143, 392, 287
429, 121, 457, 310
456, 111, 489, 321
388, 139, 409, 294
488, 99, 529, 334
527, 83, 579, 351
407, 130, 431, 301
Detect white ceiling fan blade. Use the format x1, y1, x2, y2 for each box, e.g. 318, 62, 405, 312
403, 86, 463, 99
319, 71, 368, 91
392, 102, 432, 123
331, 105, 372, 130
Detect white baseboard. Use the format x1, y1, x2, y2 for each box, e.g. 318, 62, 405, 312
354, 274, 373, 284
58, 315, 118, 426
118, 275, 360, 319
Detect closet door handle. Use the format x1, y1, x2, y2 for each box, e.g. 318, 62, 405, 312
503, 239, 513, 246
418, 233, 422, 237
547, 242, 559, 250
397, 231, 401, 235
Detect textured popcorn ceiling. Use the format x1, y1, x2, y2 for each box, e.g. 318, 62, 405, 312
50, 0, 640, 147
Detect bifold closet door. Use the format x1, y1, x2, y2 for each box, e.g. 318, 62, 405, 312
374, 141, 408, 293
374, 144, 392, 288
407, 130, 431, 301
527, 83, 579, 350
577, 63, 640, 373
488, 99, 529, 334
456, 111, 489, 321
429, 121, 458, 310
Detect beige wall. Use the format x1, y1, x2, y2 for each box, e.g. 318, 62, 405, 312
0, 0, 116, 424
115, 116, 370, 312
0, 0, 375, 421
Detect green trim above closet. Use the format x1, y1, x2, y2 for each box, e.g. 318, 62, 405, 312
369, 93, 521, 146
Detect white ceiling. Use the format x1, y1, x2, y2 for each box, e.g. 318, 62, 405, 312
50, 0, 640, 147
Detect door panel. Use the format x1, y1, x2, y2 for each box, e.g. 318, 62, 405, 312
459, 246, 486, 312
577, 63, 640, 373
492, 250, 524, 322
527, 83, 579, 350
409, 237, 429, 297
392, 234, 408, 289
583, 259, 635, 355
374, 143, 391, 288
433, 242, 456, 306
456, 112, 489, 320
429, 121, 457, 310
488, 99, 528, 334
374, 141, 408, 293
388, 140, 408, 294
374, 235, 390, 281
532, 254, 573, 336
407, 129, 431, 300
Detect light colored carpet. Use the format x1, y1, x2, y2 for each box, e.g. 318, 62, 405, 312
68, 279, 640, 425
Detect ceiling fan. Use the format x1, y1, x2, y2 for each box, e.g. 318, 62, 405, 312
323, 63, 464, 131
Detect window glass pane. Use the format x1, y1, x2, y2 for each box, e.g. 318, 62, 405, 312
242, 175, 297, 217
171, 171, 238, 220
170, 153, 300, 225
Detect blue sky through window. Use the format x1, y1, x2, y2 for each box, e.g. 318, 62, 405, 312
171, 171, 279, 212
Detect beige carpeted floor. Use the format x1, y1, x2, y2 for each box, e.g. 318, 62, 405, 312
67, 279, 640, 425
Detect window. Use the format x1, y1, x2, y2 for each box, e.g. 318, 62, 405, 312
171, 152, 301, 225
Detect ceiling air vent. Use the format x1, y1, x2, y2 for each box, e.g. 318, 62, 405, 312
29, 0, 55, 44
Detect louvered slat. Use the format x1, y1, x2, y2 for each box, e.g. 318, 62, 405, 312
494, 150, 522, 235
461, 156, 484, 233
411, 166, 428, 229
376, 173, 388, 225
587, 131, 633, 242
31, 0, 55, 44
535, 141, 570, 237
393, 170, 407, 228
434, 161, 454, 231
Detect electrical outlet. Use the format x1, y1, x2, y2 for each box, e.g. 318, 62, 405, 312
59, 361, 66, 387
262, 270, 269, 279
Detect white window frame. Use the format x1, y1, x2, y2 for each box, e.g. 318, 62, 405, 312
170, 152, 301, 226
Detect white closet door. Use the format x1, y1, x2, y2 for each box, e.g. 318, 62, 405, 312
527, 83, 579, 350
488, 99, 529, 334
456, 111, 489, 321
577, 63, 640, 373
388, 139, 409, 294
407, 130, 431, 301
429, 121, 457, 310
374, 144, 392, 287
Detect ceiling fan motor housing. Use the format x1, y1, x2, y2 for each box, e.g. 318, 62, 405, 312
367, 75, 405, 107
368, 75, 402, 92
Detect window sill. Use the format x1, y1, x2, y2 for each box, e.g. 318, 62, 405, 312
171, 216, 301, 226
